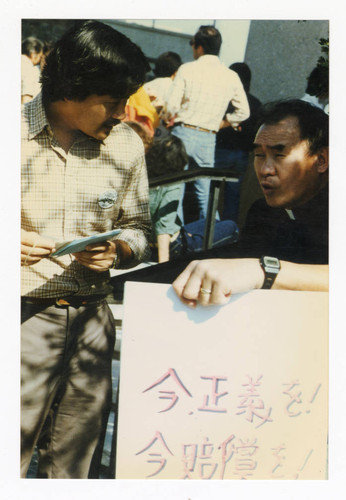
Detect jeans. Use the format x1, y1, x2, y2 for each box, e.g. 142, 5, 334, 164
21, 300, 115, 478
214, 147, 249, 222
172, 125, 216, 220
170, 218, 239, 258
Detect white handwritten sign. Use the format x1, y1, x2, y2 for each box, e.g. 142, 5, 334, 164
116, 282, 328, 480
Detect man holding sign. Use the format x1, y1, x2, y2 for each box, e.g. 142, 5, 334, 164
21, 20, 151, 478
173, 100, 329, 306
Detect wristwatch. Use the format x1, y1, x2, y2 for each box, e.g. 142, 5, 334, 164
259, 256, 281, 289
111, 252, 119, 269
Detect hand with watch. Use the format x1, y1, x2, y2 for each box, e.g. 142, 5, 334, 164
173, 255, 328, 307
172, 256, 281, 308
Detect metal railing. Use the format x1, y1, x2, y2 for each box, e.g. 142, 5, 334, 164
149, 166, 240, 250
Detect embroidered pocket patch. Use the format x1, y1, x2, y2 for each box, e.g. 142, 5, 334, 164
98, 189, 118, 209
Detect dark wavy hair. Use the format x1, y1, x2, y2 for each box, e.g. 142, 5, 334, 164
306, 66, 329, 98
145, 135, 188, 178
22, 37, 44, 56
229, 62, 251, 93
257, 99, 329, 155
154, 52, 182, 78
41, 20, 150, 103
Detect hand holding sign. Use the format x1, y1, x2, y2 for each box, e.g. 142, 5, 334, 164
172, 258, 264, 307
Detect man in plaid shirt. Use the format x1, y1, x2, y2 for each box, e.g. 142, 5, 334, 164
21, 20, 151, 478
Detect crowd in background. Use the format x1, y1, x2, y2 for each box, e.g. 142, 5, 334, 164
20, 20, 330, 481
21, 29, 329, 264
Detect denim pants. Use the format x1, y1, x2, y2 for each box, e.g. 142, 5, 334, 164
214, 147, 249, 222
170, 218, 239, 258
172, 125, 216, 220
21, 300, 115, 478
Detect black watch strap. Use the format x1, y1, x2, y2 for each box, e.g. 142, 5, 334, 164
111, 252, 119, 269
259, 256, 281, 289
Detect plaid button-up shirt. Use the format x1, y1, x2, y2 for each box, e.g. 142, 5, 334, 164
21, 94, 151, 297
166, 55, 250, 132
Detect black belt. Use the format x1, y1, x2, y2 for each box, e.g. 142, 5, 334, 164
21, 295, 107, 308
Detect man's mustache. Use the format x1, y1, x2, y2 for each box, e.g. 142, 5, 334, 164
104, 119, 121, 128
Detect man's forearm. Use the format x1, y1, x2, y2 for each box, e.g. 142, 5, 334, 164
113, 227, 151, 267
273, 261, 329, 292
172, 258, 328, 308
157, 233, 171, 263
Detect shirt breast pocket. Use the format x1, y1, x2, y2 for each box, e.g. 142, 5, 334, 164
85, 188, 122, 233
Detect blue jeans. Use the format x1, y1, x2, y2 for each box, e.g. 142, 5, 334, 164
214, 147, 249, 221
170, 218, 239, 258
172, 125, 216, 220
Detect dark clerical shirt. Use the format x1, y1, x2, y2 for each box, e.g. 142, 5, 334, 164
239, 185, 328, 264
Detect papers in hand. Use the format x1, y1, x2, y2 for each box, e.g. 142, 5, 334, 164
51, 229, 121, 257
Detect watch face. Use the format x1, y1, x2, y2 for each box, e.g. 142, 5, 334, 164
263, 256, 279, 267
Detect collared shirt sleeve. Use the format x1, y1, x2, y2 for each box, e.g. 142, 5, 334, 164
113, 147, 152, 267
150, 184, 182, 237
225, 72, 250, 126
165, 66, 186, 120
21, 98, 152, 297
21, 55, 41, 99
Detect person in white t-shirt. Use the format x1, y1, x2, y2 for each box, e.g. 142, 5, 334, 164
21, 36, 44, 104
301, 66, 329, 114
144, 51, 182, 113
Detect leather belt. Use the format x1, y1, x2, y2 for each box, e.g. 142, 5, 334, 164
21, 295, 107, 308
181, 123, 217, 134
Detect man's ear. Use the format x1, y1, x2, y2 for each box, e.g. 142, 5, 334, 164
316, 147, 329, 174
195, 45, 205, 57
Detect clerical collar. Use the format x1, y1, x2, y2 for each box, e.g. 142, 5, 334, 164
285, 209, 296, 220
